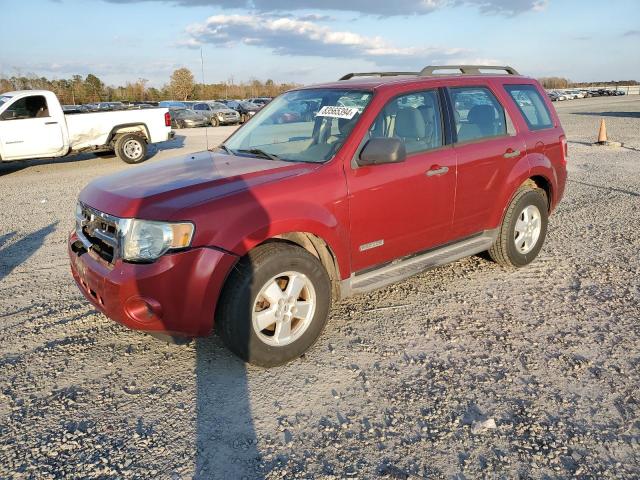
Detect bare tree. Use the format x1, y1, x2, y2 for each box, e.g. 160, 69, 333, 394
169, 68, 195, 101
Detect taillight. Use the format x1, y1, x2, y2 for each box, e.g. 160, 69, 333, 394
560, 135, 568, 162
164, 112, 171, 127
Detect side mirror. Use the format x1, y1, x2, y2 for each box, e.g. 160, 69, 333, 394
358, 137, 406, 166
0, 110, 17, 121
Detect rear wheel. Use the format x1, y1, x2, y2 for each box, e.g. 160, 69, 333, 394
216, 243, 331, 367
114, 133, 148, 164
488, 185, 548, 267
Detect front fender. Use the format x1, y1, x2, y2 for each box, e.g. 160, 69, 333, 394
224, 198, 351, 280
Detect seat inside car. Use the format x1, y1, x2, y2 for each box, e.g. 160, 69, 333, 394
394, 107, 428, 152
457, 104, 497, 141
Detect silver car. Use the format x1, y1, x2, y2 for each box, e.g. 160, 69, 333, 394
191, 101, 240, 126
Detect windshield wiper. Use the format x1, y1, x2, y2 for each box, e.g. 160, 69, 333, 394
217, 144, 234, 155
237, 148, 280, 161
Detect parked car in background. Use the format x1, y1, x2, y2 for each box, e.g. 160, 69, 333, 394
246, 97, 272, 108
0, 90, 172, 164
62, 104, 89, 112
559, 91, 576, 100
221, 100, 260, 123
159, 101, 187, 109
169, 108, 209, 128
94, 102, 126, 111
191, 101, 240, 126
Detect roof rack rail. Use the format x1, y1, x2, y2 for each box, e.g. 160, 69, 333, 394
419, 65, 519, 76
339, 71, 418, 81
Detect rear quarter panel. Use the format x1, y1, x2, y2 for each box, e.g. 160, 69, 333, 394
489, 78, 567, 214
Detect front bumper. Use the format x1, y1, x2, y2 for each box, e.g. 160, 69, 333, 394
68, 232, 237, 337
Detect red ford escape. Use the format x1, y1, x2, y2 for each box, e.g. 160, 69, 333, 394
69, 65, 567, 367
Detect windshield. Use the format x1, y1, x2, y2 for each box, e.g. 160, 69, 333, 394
0, 95, 13, 109
224, 89, 373, 163
210, 103, 228, 110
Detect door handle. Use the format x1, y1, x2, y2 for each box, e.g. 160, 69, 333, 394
45, 121, 58, 125
426, 166, 449, 177
503, 148, 521, 159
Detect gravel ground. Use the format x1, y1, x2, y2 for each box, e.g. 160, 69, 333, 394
1, 96, 639, 479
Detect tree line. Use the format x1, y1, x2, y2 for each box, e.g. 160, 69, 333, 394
538, 76, 639, 89
0, 68, 300, 105
2, 69, 637, 104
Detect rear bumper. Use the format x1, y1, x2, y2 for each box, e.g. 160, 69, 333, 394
68, 232, 237, 337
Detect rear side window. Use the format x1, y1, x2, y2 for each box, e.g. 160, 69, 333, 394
450, 87, 507, 143
504, 84, 553, 130
367, 90, 443, 154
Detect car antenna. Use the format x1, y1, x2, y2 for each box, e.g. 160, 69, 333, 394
200, 47, 210, 152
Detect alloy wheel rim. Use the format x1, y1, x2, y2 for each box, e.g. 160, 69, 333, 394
252, 271, 316, 347
123, 139, 142, 159
514, 204, 541, 254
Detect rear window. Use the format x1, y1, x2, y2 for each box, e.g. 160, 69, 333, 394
505, 84, 554, 131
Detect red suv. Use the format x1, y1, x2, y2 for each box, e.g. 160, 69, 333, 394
69, 65, 567, 366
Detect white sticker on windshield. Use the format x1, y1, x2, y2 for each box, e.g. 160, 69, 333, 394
315, 106, 358, 119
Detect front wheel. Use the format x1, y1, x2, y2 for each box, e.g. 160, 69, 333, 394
216, 243, 331, 367
211, 116, 219, 127
488, 186, 548, 267
114, 134, 148, 164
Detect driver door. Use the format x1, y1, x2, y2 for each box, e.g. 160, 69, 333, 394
346, 89, 457, 273
0, 95, 65, 160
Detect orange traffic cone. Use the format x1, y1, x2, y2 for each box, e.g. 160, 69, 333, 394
597, 119, 607, 144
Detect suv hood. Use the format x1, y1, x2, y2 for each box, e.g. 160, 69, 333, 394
79, 150, 313, 220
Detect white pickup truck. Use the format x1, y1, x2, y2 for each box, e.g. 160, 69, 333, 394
0, 90, 173, 164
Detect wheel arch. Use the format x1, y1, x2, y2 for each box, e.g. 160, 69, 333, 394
255, 232, 342, 301
107, 123, 150, 145
526, 175, 553, 211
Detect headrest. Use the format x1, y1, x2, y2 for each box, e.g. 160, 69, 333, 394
467, 104, 496, 125
395, 108, 426, 139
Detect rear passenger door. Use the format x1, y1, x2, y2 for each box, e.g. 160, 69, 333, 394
346, 89, 457, 273
448, 86, 526, 239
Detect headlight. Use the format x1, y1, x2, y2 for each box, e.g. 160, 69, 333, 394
217, 113, 224, 119
120, 219, 194, 262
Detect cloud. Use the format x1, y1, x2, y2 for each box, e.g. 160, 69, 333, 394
622, 29, 640, 37
104, 0, 547, 16
3, 60, 182, 79
178, 14, 468, 66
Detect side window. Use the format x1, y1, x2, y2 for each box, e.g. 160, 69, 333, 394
367, 90, 443, 155
0, 95, 49, 120
505, 84, 553, 130
450, 87, 506, 143
193, 104, 203, 110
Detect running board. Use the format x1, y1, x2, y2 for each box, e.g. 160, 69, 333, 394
340, 230, 497, 298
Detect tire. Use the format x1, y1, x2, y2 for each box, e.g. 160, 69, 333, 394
488, 185, 548, 267
211, 116, 219, 127
216, 243, 332, 367
240, 113, 247, 124
114, 133, 148, 164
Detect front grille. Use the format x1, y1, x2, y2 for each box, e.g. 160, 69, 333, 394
76, 203, 120, 264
